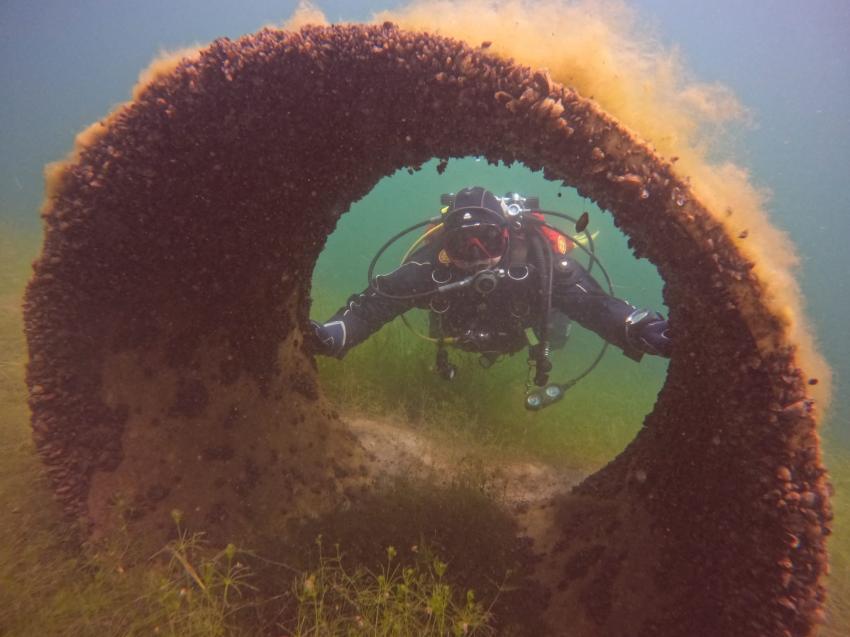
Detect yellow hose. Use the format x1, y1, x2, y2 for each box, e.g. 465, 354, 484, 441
401, 222, 443, 263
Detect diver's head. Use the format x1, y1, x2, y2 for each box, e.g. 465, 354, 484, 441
442, 186, 509, 271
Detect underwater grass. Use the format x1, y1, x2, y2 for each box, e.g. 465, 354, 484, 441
316, 317, 664, 470
823, 448, 850, 636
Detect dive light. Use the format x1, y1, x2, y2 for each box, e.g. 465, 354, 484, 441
525, 383, 568, 411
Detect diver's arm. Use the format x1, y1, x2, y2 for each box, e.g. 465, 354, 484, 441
550, 257, 671, 360
310, 260, 434, 358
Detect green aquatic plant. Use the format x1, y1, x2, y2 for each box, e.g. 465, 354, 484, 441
288, 537, 495, 637
138, 509, 258, 637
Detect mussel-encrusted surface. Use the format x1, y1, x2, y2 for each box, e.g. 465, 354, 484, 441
24, 23, 830, 636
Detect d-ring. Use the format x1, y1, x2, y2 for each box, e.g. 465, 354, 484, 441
508, 265, 529, 281
432, 269, 452, 284
429, 296, 450, 314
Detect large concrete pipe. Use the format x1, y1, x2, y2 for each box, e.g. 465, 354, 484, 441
24, 24, 830, 636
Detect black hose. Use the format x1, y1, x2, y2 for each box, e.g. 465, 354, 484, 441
525, 212, 615, 297
528, 229, 552, 345
527, 229, 554, 386
366, 217, 443, 300
523, 212, 615, 392
585, 229, 596, 275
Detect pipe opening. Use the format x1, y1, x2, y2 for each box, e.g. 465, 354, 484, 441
311, 157, 667, 467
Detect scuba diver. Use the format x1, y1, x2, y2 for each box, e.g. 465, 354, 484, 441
309, 186, 671, 410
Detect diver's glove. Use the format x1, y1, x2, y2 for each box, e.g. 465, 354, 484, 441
625, 309, 672, 358
308, 320, 347, 358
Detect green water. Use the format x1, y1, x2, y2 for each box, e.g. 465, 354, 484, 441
311, 158, 668, 468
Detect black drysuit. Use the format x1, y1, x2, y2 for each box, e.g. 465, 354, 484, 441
321, 237, 648, 361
